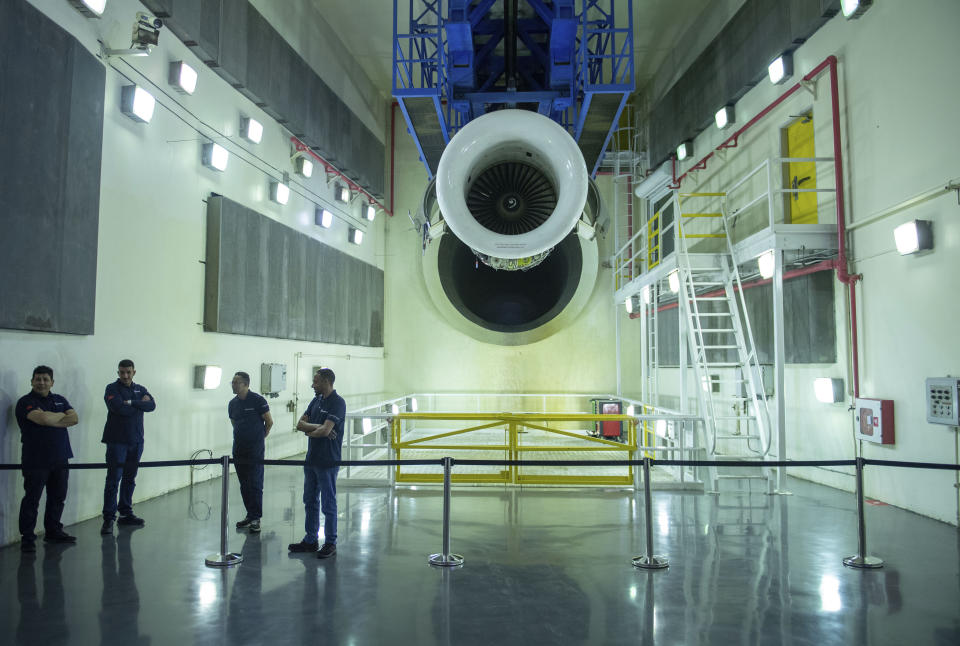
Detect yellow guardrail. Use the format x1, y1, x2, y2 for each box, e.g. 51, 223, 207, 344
391, 412, 648, 485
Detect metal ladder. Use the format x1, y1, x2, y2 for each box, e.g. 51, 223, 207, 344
672, 192, 773, 490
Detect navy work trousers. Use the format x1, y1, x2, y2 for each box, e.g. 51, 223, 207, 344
20, 466, 69, 540
103, 441, 144, 519
233, 443, 264, 520
303, 465, 339, 544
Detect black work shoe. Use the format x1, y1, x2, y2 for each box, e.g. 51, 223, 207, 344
100, 519, 114, 535
248, 520, 261, 533
236, 517, 254, 529
288, 540, 319, 553
317, 543, 337, 559
43, 531, 77, 544
21, 539, 36, 553
117, 514, 145, 527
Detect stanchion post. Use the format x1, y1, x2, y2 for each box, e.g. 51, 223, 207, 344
429, 456, 464, 567
205, 455, 243, 567
843, 456, 883, 569
632, 457, 668, 569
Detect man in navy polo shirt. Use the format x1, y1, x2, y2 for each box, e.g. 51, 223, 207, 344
229, 371, 273, 533
101, 359, 156, 535
289, 368, 345, 558
15, 365, 80, 552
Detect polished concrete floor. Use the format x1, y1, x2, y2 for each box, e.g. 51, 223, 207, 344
1, 465, 958, 645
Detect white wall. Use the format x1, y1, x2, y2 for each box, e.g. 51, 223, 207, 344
0, 0, 387, 546
631, 0, 960, 523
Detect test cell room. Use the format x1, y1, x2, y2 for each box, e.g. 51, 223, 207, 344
1, 0, 958, 644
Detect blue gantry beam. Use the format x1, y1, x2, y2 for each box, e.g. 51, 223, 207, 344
393, 0, 634, 178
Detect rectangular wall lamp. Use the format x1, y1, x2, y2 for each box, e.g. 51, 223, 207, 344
201, 142, 228, 171
715, 105, 734, 129
335, 182, 350, 203
295, 156, 313, 178
168, 61, 197, 95
120, 85, 155, 123
676, 141, 692, 161
365, 204, 376, 221
349, 227, 364, 245
894, 220, 933, 255
768, 54, 793, 85
270, 181, 290, 205
240, 116, 263, 144
68, 0, 106, 17
315, 208, 333, 228
668, 270, 680, 293
194, 365, 222, 390
814, 377, 845, 403
842, 0, 872, 19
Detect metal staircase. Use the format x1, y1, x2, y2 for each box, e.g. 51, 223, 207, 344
673, 192, 773, 491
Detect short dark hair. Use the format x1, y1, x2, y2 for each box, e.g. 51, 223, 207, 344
317, 368, 335, 385
118, 359, 135, 369
234, 371, 250, 385
33, 365, 54, 379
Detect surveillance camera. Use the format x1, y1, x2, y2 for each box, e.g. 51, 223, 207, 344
132, 12, 162, 49
136, 12, 163, 29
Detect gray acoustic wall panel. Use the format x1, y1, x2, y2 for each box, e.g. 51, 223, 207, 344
0, 0, 104, 335
142, 0, 386, 198
205, 196, 384, 347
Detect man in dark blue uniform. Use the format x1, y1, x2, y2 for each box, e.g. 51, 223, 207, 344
101, 359, 156, 535
289, 368, 345, 558
228, 371, 273, 533
15, 365, 80, 552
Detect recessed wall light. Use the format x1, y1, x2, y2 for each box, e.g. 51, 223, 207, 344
294, 157, 313, 178
194, 365, 222, 390
349, 227, 364, 245
68, 0, 106, 18
676, 141, 692, 161
240, 117, 263, 144
893, 220, 933, 255
120, 85, 155, 123
841, 0, 872, 19
814, 377, 844, 403
365, 204, 376, 221
169, 61, 197, 95
270, 181, 289, 205
315, 208, 333, 228
335, 182, 350, 203
768, 54, 793, 85
201, 142, 229, 171
715, 105, 734, 129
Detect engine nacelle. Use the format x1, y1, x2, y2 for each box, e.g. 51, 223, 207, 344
435, 109, 588, 261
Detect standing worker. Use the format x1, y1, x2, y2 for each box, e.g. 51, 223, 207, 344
101, 359, 156, 535
229, 371, 273, 533
289, 368, 345, 558
16, 365, 80, 552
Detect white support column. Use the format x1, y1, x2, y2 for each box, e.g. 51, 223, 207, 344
773, 249, 788, 492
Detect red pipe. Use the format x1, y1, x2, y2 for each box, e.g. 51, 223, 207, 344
665, 54, 861, 398
291, 136, 393, 216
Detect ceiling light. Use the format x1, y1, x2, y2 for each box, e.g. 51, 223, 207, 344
814, 377, 844, 403
270, 182, 289, 205
194, 365, 222, 390
365, 204, 377, 221
294, 157, 313, 178
168, 61, 197, 95
893, 220, 933, 255
841, 0, 872, 19
349, 227, 364, 245
758, 250, 775, 279
641, 285, 650, 305
68, 0, 106, 18
668, 270, 680, 293
315, 208, 333, 228
676, 141, 692, 161
201, 143, 229, 171
120, 85, 155, 123
240, 117, 263, 144
768, 54, 793, 85
715, 105, 734, 129
625, 295, 635, 313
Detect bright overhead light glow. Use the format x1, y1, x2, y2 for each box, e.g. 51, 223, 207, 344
391, 403, 399, 415
295, 157, 313, 178
625, 297, 634, 314
668, 270, 680, 293
768, 55, 793, 85
715, 106, 733, 129
819, 575, 842, 612
70, 0, 107, 17
758, 250, 775, 279
841, 0, 872, 19
641, 285, 650, 305
350, 228, 364, 245
676, 141, 692, 161
201, 143, 229, 171
270, 182, 289, 205
169, 61, 197, 95
194, 365, 222, 390
893, 220, 932, 255
655, 419, 667, 437
362, 418, 373, 433
409, 397, 419, 412
814, 377, 844, 403
316, 208, 333, 228
120, 85, 155, 123
626, 404, 635, 417
240, 117, 263, 144
366, 205, 376, 221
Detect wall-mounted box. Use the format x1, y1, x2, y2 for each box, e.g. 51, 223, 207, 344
854, 398, 894, 445
261, 363, 286, 396
926, 378, 960, 426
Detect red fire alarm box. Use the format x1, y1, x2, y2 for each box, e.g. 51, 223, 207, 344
590, 399, 623, 439
854, 398, 894, 445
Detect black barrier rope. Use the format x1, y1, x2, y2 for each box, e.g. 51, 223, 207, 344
862, 458, 960, 471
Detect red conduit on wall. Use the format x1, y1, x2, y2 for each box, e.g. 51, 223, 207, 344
665, 54, 861, 397
291, 136, 393, 216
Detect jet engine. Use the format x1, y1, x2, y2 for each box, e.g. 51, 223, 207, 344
434, 109, 588, 269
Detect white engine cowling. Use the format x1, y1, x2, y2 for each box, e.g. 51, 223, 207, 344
435, 109, 588, 260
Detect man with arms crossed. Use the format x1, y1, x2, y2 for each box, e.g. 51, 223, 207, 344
15, 366, 80, 552
289, 368, 345, 558
229, 371, 273, 533
101, 359, 156, 535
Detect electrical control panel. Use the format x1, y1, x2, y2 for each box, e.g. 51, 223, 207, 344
926, 377, 960, 425
854, 398, 895, 445
260, 363, 286, 397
